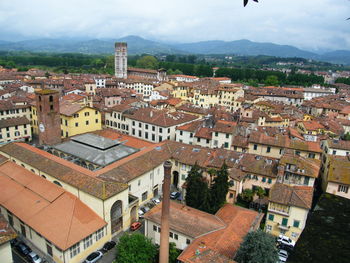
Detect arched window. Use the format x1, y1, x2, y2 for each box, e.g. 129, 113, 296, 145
49, 95, 53, 102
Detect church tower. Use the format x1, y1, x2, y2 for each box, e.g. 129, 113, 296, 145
115, 42, 127, 79
35, 89, 61, 145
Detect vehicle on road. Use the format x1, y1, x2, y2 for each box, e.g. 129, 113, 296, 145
85, 251, 103, 263
278, 249, 288, 262
15, 242, 32, 256
151, 197, 161, 205
102, 241, 116, 252
277, 235, 296, 248
130, 221, 142, 231
170, 191, 181, 200
140, 206, 150, 213
27, 251, 42, 263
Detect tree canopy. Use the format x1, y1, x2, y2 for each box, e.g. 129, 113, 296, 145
136, 55, 159, 69
185, 163, 229, 214
116, 233, 157, 263
235, 230, 279, 263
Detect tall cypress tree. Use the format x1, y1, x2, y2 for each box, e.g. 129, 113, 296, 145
209, 163, 229, 213
185, 163, 208, 209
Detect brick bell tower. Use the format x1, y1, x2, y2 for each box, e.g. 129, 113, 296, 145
35, 89, 61, 145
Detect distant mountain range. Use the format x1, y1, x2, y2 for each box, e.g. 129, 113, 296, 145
0, 35, 349, 65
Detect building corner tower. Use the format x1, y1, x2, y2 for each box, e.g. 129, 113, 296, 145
115, 42, 127, 79
35, 89, 61, 145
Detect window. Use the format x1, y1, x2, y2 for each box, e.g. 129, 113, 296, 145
295, 151, 300, 156
70, 242, 80, 258
75, 122, 78, 127
132, 121, 135, 126
253, 144, 258, 150
83, 234, 93, 249
262, 177, 266, 183
291, 232, 298, 238
47, 243, 53, 257
303, 177, 310, 185
132, 129, 135, 135
152, 126, 155, 131
152, 134, 155, 141
96, 228, 104, 241
65, 120, 68, 126
308, 153, 315, 158
84, 112, 90, 116
180, 131, 183, 136
266, 146, 271, 153
153, 225, 157, 231
332, 150, 337, 155
159, 127, 163, 133
215, 132, 218, 136
95, 119, 98, 123
159, 136, 162, 142
186, 239, 191, 245
139, 123, 142, 128
158, 227, 161, 233
139, 130, 142, 137
49, 95, 53, 102
293, 220, 300, 228
268, 178, 272, 184
169, 232, 173, 238
338, 185, 349, 193
268, 214, 274, 221
174, 234, 178, 240
282, 218, 288, 226
50, 105, 54, 111
224, 142, 229, 148
226, 133, 229, 139
142, 191, 148, 201
145, 124, 148, 129
8, 213, 13, 226
266, 225, 272, 232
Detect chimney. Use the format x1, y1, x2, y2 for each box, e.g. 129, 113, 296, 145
159, 161, 172, 263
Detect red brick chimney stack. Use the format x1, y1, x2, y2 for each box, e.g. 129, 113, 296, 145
159, 161, 172, 263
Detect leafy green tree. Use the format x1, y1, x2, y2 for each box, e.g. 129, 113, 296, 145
209, 163, 229, 213
136, 55, 159, 69
169, 242, 181, 263
343, 132, 350, 141
241, 189, 254, 203
265, 75, 279, 86
116, 233, 157, 263
185, 163, 209, 209
235, 230, 279, 263
255, 187, 266, 199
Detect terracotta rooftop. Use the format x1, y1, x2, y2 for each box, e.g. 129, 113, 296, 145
144, 201, 226, 238
0, 116, 30, 129
0, 161, 106, 250
269, 183, 313, 210
327, 155, 350, 185
178, 204, 261, 263
280, 154, 320, 178
327, 139, 350, 151
0, 143, 128, 200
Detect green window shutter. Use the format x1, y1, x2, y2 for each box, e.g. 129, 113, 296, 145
293, 220, 300, 228
268, 214, 274, 221
268, 178, 272, 184
282, 218, 288, 226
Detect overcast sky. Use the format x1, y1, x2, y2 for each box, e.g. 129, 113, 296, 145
0, 0, 349, 51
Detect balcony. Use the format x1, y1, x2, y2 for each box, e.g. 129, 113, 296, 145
277, 223, 290, 231
268, 208, 289, 217
128, 194, 139, 208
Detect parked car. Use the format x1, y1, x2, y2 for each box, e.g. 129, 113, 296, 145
138, 208, 144, 219
10, 237, 19, 247
151, 197, 161, 205
85, 251, 103, 263
15, 242, 32, 256
277, 235, 296, 248
140, 206, 150, 213
130, 221, 142, 231
27, 251, 42, 263
278, 249, 288, 262
170, 191, 181, 200
102, 241, 116, 252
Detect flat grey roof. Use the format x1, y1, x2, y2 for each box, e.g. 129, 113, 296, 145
53, 134, 139, 167
71, 133, 120, 150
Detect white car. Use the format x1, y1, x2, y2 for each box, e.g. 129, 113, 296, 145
151, 197, 161, 205
27, 252, 42, 263
277, 235, 296, 247
138, 209, 144, 218
278, 249, 288, 262
85, 251, 103, 263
